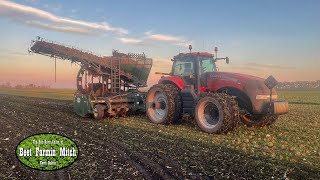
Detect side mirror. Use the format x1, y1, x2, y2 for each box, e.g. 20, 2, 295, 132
226, 57, 229, 64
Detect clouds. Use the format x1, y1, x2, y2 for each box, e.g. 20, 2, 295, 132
119, 31, 191, 47
220, 62, 295, 72
217, 61, 296, 81
118, 37, 143, 44
0, 0, 128, 35
244, 62, 295, 70
147, 58, 173, 86
0, 1, 192, 47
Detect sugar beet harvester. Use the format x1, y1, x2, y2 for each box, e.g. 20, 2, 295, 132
29, 36, 152, 118
29, 37, 289, 134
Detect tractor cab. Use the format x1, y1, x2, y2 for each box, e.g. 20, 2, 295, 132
171, 53, 217, 90
170, 46, 229, 94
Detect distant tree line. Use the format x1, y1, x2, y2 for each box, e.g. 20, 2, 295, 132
0, 82, 50, 89
276, 80, 320, 91
1, 81, 320, 91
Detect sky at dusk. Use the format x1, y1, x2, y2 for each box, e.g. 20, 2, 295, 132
0, 0, 319, 89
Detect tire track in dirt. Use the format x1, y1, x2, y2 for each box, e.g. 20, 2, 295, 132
0, 103, 70, 180
6, 95, 194, 177
11, 103, 175, 179
0, 99, 147, 178
2, 95, 319, 179
0, 96, 115, 178
21, 97, 193, 179
0, 116, 35, 179
2, 94, 199, 179
0, 95, 184, 179
0, 97, 143, 179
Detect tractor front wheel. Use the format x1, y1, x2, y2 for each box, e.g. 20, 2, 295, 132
93, 104, 105, 120
195, 93, 239, 134
146, 84, 182, 124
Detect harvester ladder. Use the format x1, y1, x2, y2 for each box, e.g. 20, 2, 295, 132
111, 57, 121, 94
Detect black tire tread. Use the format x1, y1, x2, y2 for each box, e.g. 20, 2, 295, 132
146, 84, 182, 124
197, 93, 240, 134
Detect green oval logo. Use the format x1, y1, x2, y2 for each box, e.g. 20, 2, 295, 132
16, 133, 79, 171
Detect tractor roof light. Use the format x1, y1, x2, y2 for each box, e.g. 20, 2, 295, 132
189, 45, 192, 53
214, 47, 219, 61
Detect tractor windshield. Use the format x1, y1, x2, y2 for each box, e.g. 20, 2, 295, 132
172, 60, 194, 76
200, 57, 217, 74
172, 56, 217, 76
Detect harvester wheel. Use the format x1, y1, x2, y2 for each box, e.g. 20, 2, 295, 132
195, 93, 239, 134
240, 114, 278, 127
146, 84, 182, 124
93, 104, 105, 120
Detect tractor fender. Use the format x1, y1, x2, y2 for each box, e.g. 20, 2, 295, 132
158, 76, 185, 90
217, 81, 277, 114
242, 80, 277, 114
216, 86, 253, 113
206, 78, 244, 92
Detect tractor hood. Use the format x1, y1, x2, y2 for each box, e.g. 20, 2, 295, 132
208, 72, 265, 84
205, 71, 271, 93
206, 72, 278, 114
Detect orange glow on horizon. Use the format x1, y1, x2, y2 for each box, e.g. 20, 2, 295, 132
1, 56, 319, 89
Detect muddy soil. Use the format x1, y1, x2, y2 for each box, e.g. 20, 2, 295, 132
0, 94, 318, 179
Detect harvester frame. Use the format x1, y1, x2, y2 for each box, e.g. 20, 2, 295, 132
29, 36, 152, 119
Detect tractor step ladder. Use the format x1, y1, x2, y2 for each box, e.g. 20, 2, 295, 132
111, 57, 121, 94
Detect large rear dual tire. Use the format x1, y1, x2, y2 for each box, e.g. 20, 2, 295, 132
146, 84, 182, 124
146, 85, 239, 134
195, 93, 239, 134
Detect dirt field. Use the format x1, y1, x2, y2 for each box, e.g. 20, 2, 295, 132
0, 91, 319, 179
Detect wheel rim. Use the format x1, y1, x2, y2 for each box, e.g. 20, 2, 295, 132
147, 90, 168, 123
199, 102, 220, 128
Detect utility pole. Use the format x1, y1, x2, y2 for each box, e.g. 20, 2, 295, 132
55, 57, 57, 82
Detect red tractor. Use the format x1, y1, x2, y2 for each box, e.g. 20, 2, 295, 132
146, 46, 289, 134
